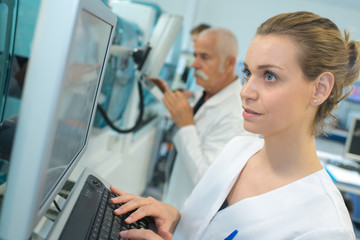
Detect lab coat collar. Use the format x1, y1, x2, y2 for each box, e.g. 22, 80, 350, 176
175, 137, 264, 239
194, 77, 242, 117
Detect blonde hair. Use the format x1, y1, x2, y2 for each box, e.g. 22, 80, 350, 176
256, 11, 360, 136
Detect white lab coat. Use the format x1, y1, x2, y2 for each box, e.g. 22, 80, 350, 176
162, 78, 250, 211
173, 136, 355, 240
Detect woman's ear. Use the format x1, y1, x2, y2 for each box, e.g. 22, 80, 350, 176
311, 72, 334, 105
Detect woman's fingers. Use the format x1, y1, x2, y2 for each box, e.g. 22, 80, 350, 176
110, 185, 126, 196
110, 192, 157, 221
120, 228, 172, 240
116, 197, 158, 222
109, 186, 180, 236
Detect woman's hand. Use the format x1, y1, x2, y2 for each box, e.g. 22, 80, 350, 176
119, 228, 173, 240
110, 186, 180, 239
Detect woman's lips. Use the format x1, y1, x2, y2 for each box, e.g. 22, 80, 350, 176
242, 107, 261, 119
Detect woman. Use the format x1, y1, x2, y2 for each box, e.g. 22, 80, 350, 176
111, 11, 360, 239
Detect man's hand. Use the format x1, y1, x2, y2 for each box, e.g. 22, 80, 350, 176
179, 88, 195, 99
147, 77, 169, 93
163, 90, 194, 128
147, 77, 194, 128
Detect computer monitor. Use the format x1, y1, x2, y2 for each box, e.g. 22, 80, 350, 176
344, 115, 360, 162
0, 0, 116, 239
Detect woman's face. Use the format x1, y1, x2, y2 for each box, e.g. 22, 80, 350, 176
240, 34, 316, 137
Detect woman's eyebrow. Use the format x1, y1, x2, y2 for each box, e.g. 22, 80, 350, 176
243, 62, 284, 70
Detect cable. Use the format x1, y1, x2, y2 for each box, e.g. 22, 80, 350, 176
53, 199, 62, 212
96, 80, 144, 134
97, 45, 150, 134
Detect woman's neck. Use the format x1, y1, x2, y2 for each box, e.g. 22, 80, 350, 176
260, 130, 322, 178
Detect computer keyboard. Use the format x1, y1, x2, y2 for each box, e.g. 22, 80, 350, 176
90, 188, 154, 240
326, 158, 360, 174
59, 174, 156, 240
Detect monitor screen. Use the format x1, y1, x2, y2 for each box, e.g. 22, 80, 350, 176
41, 8, 113, 208
344, 116, 360, 162
0, 0, 116, 239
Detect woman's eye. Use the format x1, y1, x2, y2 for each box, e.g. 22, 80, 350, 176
265, 72, 276, 81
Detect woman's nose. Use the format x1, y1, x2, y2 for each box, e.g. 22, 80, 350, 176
240, 77, 258, 101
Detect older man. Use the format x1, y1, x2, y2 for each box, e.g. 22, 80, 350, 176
151, 28, 249, 210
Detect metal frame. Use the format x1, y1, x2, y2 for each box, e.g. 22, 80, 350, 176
0, 0, 18, 122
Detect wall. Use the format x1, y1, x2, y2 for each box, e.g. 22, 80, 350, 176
139, 0, 360, 61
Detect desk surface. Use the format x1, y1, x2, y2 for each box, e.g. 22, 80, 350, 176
315, 137, 360, 196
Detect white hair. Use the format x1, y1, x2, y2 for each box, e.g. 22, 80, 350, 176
199, 27, 239, 68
